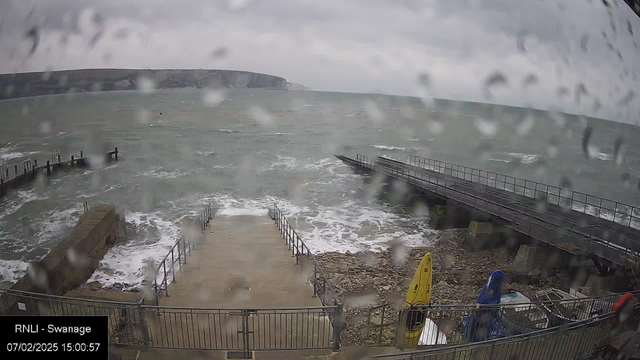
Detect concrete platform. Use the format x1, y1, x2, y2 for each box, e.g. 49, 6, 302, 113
160, 215, 321, 308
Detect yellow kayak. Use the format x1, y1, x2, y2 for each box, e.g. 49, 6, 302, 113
404, 253, 432, 346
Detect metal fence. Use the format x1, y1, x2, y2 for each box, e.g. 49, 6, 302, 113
406, 154, 640, 231
372, 304, 640, 360
365, 290, 640, 348
271, 203, 341, 309
354, 154, 640, 268
146, 203, 214, 305
0, 288, 340, 353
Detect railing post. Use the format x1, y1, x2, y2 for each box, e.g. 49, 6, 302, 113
296, 235, 300, 264
163, 261, 169, 297
332, 304, 343, 352
312, 262, 318, 297
184, 237, 189, 261
154, 279, 159, 306
138, 304, 150, 347
171, 250, 176, 283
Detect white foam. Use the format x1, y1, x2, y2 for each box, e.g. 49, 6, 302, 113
372, 145, 409, 151
408, 138, 434, 142
259, 156, 300, 172
196, 150, 216, 157
505, 152, 541, 164
597, 153, 612, 161
0, 144, 40, 161
89, 210, 182, 289
488, 158, 511, 163
217, 129, 236, 133
140, 167, 191, 179
0, 259, 29, 283
37, 206, 82, 243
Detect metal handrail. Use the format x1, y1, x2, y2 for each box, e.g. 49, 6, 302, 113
272, 203, 340, 308
373, 303, 640, 359
407, 154, 640, 230
145, 203, 214, 305
356, 154, 639, 266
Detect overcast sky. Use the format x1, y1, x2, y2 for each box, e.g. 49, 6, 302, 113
0, 0, 639, 122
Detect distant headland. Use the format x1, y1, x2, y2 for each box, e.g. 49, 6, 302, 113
0, 69, 309, 100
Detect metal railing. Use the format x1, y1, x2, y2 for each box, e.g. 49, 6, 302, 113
354, 154, 640, 268
145, 203, 214, 305
372, 304, 640, 360
406, 154, 640, 230
271, 204, 341, 310
0, 288, 340, 352
365, 290, 640, 347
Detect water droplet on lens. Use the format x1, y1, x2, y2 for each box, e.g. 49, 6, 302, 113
21, 105, 30, 116
390, 241, 407, 266
618, 90, 635, 106
483, 71, 508, 98
114, 28, 129, 39
344, 293, 377, 308
427, 120, 444, 134
66, 248, 89, 269
228, 0, 251, 11
248, 105, 273, 126
474, 118, 499, 137
516, 30, 528, 53
25, 26, 39, 55
582, 126, 593, 159
547, 138, 558, 158
136, 108, 151, 124
516, 114, 535, 136
40, 120, 52, 134
417, 73, 431, 88
556, 86, 569, 98
522, 74, 538, 89
91, 82, 102, 93
550, 111, 566, 128
59, 74, 68, 86
613, 136, 624, 166
364, 100, 384, 124
137, 76, 156, 94
203, 89, 226, 107
210, 47, 229, 59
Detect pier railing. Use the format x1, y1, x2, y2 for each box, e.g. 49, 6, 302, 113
271, 204, 341, 310
406, 154, 640, 230
145, 203, 214, 305
354, 154, 640, 267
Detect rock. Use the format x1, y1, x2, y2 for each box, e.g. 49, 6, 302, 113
527, 268, 542, 277
369, 314, 382, 326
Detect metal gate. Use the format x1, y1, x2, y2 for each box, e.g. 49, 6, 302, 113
142, 306, 340, 357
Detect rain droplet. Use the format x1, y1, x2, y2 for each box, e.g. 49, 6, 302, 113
66, 248, 89, 269
364, 100, 384, 124
210, 47, 229, 59
344, 293, 377, 308
515, 114, 535, 136
580, 33, 590, 52
549, 111, 566, 128
91, 82, 102, 93
618, 90, 635, 106
42, 69, 52, 81
621, 173, 631, 188
25, 26, 39, 55
546, 138, 559, 158
483, 71, 508, 98
613, 136, 624, 165
89, 29, 104, 48
628, 21, 634, 35
136, 108, 151, 124
574, 83, 588, 105
556, 86, 569, 98
390, 241, 407, 266
427, 120, 444, 134
474, 118, 499, 137
114, 28, 129, 40
202, 89, 226, 107
560, 176, 573, 189
582, 126, 593, 159
102, 52, 112, 63
417, 73, 431, 88
28, 263, 49, 290
442, 254, 455, 269
522, 74, 538, 89
21, 105, 30, 116
59, 74, 68, 86
228, 0, 251, 11
40, 120, 52, 134
592, 98, 602, 113
516, 30, 528, 53
248, 105, 273, 126
137, 76, 156, 94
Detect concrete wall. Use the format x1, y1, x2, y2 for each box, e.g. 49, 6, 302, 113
9, 204, 125, 296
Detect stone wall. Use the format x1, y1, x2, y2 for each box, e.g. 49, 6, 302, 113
9, 204, 125, 296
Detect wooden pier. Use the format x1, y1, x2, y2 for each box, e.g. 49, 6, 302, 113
0, 147, 119, 198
